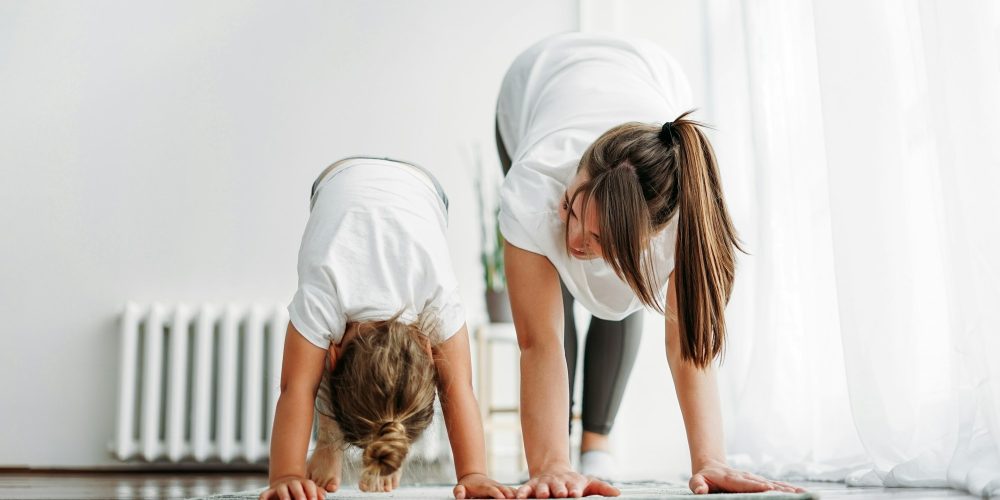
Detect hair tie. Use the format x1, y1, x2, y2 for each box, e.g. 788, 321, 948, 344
658, 121, 676, 145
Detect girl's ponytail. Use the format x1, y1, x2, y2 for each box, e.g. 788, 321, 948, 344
360, 420, 410, 490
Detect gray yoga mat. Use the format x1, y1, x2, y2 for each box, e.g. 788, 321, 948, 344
189, 481, 819, 499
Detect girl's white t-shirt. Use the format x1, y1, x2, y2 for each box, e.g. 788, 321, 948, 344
496, 33, 693, 320
288, 159, 465, 348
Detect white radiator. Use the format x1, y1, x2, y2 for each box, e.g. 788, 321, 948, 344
112, 302, 449, 465
113, 302, 286, 463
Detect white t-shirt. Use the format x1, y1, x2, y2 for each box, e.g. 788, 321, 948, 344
288, 158, 465, 348
496, 33, 693, 320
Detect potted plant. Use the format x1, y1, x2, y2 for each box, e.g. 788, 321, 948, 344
474, 144, 513, 323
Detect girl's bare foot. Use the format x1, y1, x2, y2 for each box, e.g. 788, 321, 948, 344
360, 467, 402, 492
308, 413, 345, 492
306, 443, 343, 493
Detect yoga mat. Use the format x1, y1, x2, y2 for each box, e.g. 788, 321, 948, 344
190, 481, 819, 499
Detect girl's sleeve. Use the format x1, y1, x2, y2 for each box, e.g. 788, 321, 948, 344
287, 268, 345, 349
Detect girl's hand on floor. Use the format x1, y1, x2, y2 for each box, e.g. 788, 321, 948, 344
515, 466, 620, 498
453, 473, 516, 499
259, 476, 327, 500
689, 459, 805, 494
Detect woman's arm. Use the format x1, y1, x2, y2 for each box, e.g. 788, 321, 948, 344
260, 322, 329, 500
434, 324, 515, 499
504, 242, 619, 499
664, 273, 803, 495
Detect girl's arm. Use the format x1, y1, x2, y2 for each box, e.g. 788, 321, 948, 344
260, 322, 329, 500
434, 324, 515, 499
503, 242, 619, 499
664, 273, 804, 495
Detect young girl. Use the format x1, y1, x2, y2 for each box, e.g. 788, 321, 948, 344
260, 157, 514, 500
495, 34, 806, 496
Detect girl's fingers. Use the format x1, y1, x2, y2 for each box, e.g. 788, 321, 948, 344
454, 484, 467, 500
488, 486, 505, 499
289, 481, 307, 500
277, 484, 292, 500
689, 473, 710, 495
303, 481, 318, 500
503, 485, 517, 499
726, 474, 771, 492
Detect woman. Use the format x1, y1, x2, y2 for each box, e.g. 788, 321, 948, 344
495, 34, 804, 496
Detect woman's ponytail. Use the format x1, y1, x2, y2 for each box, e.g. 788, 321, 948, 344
578, 111, 742, 369
669, 112, 742, 367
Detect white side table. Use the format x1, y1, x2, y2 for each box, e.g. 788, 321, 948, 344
474, 322, 525, 478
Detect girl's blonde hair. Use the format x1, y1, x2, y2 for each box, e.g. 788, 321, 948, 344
324, 312, 439, 490
572, 111, 743, 368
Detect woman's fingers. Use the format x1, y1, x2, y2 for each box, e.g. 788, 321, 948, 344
772, 480, 806, 493
515, 482, 533, 499
548, 480, 568, 498
535, 481, 551, 499
581, 478, 620, 497
565, 477, 585, 498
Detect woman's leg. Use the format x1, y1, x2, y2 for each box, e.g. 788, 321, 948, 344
561, 280, 579, 435
580, 310, 643, 442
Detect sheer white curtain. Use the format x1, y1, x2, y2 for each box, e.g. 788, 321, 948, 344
703, 1, 1000, 496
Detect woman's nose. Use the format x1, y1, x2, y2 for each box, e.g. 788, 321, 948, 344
568, 229, 587, 254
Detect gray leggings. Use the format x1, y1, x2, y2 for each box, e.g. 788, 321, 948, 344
496, 119, 644, 436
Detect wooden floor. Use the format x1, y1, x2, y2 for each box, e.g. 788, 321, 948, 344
0, 471, 981, 499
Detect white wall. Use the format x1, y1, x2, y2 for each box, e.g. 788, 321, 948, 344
0, 0, 577, 468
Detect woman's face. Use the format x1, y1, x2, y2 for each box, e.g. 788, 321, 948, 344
559, 171, 604, 260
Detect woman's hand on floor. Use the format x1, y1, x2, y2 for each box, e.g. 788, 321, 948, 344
259, 476, 327, 500
453, 473, 516, 499
689, 459, 805, 494
516, 466, 620, 498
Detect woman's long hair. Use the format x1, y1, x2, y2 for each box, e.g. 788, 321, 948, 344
571, 111, 743, 368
